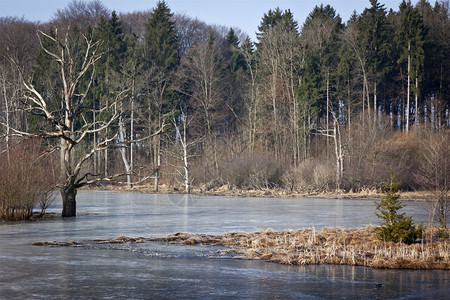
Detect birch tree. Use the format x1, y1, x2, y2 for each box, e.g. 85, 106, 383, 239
178, 35, 224, 177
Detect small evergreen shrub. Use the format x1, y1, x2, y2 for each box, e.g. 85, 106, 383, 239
374, 170, 419, 244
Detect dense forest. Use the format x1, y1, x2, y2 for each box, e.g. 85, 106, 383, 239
0, 0, 449, 217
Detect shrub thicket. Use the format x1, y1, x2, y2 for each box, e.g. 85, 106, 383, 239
221, 153, 284, 190
0, 139, 56, 221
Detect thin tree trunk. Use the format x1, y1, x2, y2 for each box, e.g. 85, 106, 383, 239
406, 43, 411, 132
104, 130, 108, 177
154, 139, 160, 192
374, 83, 377, 124
181, 114, 190, 193
271, 56, 278, 161
2, 78, 10, 161
91, 79, 97, 174
415, 76, 419, 125
130, 86, 134, 179
326, 70, 330, 157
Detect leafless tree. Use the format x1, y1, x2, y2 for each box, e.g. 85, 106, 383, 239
415, 130, 449, 229
6, 27, 120, 217
317, 112, 346, 190
169, 111, 199, 193
0, 18, 39, 158
178, 38, 224, 175
52, 0, 109, 32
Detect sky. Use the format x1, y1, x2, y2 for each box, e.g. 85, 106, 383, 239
2, 0, 404, 40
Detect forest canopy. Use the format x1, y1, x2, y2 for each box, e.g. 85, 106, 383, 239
0, 0, 449, 201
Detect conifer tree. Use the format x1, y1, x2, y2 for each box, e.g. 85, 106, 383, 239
357, 0, 392, 123
91, 11, 127, 176
143, 1, 179, 190
144, 0, 178, 71
375, 170, 418, 244
223, 28, 246, 133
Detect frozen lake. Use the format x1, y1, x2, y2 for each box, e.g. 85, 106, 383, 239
0, 190, 448, 299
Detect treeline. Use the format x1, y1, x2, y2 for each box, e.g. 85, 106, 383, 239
0, 0, 449, 195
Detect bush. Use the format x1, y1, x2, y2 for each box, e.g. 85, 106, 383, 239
414, 129, 449, 229
0, 139, 57, 221
282, 159, 333, 192
374, 170, 419, 244
222, 153, 284, 190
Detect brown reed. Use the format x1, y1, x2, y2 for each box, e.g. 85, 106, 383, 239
151, 226, 450, 269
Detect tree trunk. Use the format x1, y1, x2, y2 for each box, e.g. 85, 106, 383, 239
130, 94, 134, 180
2, 77, 10, 162
61, 184, 77, 217
406, 43, 411, 132
326, 70, 330, 157
415, 77, 419, 125
182, 115, 190, 193
118, 116, 132, 187
374, 83, 377, 124
154, 168, 159, 192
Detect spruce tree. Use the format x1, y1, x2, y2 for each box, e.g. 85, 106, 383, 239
375, 170, 418, 244
142, 1, 179, 189
357, 0, 392, 122
144, 0, 179, 71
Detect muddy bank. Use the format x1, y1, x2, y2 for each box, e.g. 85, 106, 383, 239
34, 226, 449, 270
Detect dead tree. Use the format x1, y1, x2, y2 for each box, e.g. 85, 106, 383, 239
317, 113, 346, 191
8, 28, 118, 217
171, 112, 197, 193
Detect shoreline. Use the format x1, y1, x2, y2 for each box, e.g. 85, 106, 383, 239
84, 183, 434, 201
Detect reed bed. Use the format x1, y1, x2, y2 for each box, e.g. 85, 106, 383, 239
152, 226, 450, 269
33, 226, 449, 269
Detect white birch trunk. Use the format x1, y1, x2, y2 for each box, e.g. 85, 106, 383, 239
118, 115, 132, 187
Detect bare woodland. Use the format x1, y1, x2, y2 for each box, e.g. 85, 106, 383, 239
0, 0, 449, 221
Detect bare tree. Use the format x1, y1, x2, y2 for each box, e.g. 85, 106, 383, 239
415, 130, 449, 229
0, 17, 39, 158
178, 38, 224, 176
317, 112, 346, 191
52, 0, 109, 32
170, 111, 198, 193
7, 27, 120, 217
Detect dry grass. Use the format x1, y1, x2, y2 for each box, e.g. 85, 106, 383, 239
85, 183, 434, 201
32, 223, 449, 269
151, 226, 450, 269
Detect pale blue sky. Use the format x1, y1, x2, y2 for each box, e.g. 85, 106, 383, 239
1, 0, 404, 40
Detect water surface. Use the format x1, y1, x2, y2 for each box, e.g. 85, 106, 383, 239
0, 191, 448, 299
